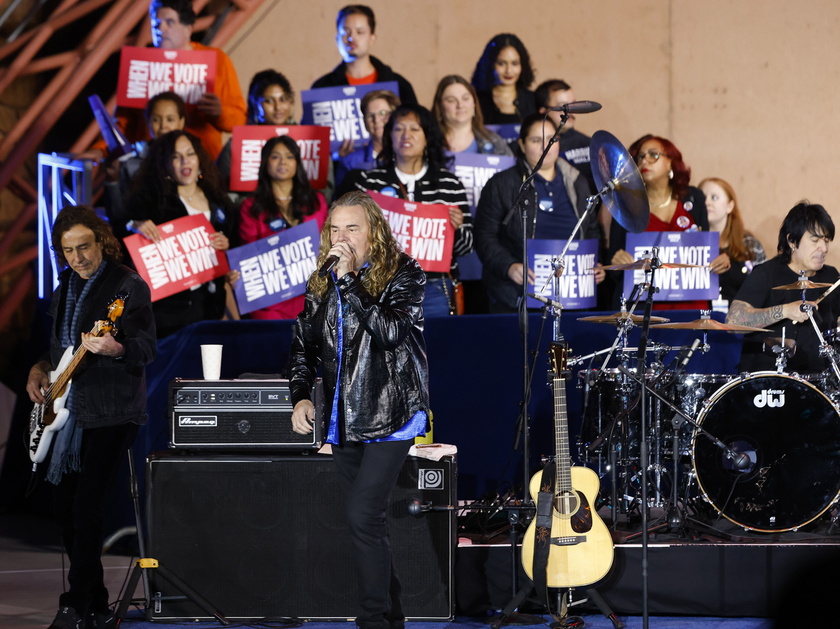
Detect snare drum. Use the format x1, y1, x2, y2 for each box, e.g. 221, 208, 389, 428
692, 372, 840, 532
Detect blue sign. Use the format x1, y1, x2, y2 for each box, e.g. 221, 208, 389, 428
527, 238, 599, 310
623, 231, 720, 301
226, 221, 321, 314
300, 81, 400, 153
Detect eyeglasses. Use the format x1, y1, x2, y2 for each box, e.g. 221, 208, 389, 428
636, 150, 664, 164
364, 109, 392, 122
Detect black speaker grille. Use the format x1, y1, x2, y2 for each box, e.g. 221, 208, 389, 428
145, 453, 455, 621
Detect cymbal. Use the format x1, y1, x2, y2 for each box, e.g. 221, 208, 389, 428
590, 130, 650, 233
602, 258, 703, 271
579, 312, 671, 325
772, 279, 833, 290
651, 318, 768, 333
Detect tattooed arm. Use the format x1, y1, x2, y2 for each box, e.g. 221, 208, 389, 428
727, 299, 816, 327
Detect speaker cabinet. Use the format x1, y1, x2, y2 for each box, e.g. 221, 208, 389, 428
145, 452, 456, 621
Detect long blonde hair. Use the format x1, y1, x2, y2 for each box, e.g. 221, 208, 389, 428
308, 191, 402, 297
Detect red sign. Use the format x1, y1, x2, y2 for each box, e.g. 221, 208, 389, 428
116, 46, 217, 109
229, 125, 331, 192
367, 191, 454, 273
123, 214, 229, 302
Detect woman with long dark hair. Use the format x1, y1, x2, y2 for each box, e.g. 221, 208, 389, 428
471, 33, 536, 124
238, 135, 328, 319
217, 69, 297, 191
126, 130, 235, 337
354, 103, 472, 316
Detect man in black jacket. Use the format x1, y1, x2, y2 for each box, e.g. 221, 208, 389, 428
311, 5, 417, 105
26, 206, 156, 629
289, 191, 429, 629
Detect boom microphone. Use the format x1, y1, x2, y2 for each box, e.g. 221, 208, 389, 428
547, 100, 603, 114
673, 338, 702, 378
318, 255, 339, 277
527, 292, 563, 310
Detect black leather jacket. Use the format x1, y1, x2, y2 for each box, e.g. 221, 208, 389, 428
288, 253, 429, 442
48, 261, 157, 428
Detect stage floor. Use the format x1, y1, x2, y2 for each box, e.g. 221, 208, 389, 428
1, 509, 835, 628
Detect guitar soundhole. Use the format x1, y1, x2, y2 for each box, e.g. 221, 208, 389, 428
554, 491, 579, 515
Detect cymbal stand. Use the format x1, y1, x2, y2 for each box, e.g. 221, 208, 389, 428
802, 307, 840, 388
631, 247, 664, 629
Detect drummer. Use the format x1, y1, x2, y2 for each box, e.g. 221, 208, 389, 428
726, 202, 840, 373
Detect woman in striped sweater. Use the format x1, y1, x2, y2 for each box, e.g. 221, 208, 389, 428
354, 103, 473, 316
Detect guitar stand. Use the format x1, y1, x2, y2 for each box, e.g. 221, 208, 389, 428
114, 449, 229, 626
491, 582, 623, 629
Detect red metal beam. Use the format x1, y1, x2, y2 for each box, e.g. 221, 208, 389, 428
0, 0, 148, 187
0, 0, 109, 68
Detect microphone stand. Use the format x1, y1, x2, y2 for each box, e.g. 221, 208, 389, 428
506, 112, 569, 505
492, 113, 570, 628
633, 247, 662, 629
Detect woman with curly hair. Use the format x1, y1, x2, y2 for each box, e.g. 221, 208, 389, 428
126, 130, 235, 337
290, 190, 429, 629
470, 33, 537, 124
354, 103, 472, 316
238, 135, 328, 318
699, 176, 767, 302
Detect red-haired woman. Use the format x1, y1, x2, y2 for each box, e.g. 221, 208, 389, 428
607, 134, 714, 309
699, 177, 767, 303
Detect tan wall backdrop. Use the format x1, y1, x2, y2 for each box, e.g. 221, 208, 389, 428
225, 0, 840, 266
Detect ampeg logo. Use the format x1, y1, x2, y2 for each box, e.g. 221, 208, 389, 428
418, 468, 445, 490
753, 390, 785, 408
179, 416, 218, 427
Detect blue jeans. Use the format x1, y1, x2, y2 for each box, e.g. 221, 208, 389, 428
423, 277, 452, 317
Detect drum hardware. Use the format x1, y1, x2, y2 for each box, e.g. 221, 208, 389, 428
614, 364, 752, 469
771, 270, 833, 291
602, 259, 703, 271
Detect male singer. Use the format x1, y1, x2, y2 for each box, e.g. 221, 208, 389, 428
289, 190, 429, 629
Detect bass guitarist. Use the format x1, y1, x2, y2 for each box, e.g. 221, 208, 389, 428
26, 205, 156, 629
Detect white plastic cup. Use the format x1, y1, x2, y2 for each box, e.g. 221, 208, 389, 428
200, 344, 223, 380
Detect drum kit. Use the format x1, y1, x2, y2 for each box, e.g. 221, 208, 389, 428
564, 132, 840, 535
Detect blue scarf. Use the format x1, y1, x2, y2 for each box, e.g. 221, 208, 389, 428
47, 262, 106, 484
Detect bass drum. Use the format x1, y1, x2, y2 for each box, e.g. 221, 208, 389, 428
692, 372, 840, 532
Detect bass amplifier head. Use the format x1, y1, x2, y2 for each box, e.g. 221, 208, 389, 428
168, 378, 324, 451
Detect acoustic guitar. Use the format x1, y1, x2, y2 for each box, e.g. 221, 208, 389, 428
520, 340, 614, 587
29, 297, 125, 464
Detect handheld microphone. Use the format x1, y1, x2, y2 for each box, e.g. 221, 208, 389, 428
318, 255, 339, 278
546, 100, 603, 114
